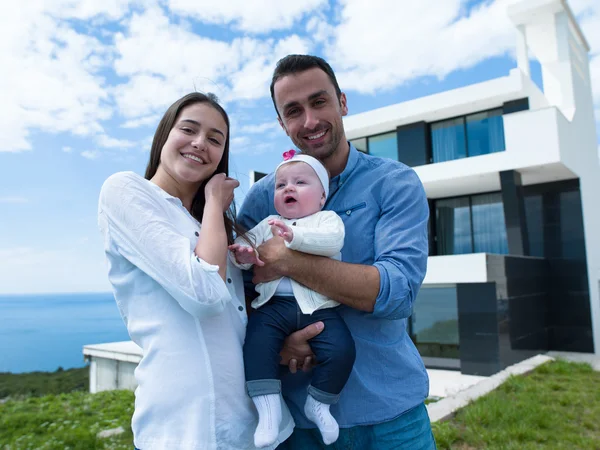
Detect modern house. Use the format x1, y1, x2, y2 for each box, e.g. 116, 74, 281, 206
344, 0, 600, 375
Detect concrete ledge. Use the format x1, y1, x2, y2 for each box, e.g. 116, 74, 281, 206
427, 354, 554, 423
83, 341, 142, 364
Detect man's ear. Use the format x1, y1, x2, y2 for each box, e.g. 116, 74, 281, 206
278, 116, 289, 136
339, 92, 348, 117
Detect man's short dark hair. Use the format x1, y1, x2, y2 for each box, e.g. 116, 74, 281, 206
270, 54, 342, 117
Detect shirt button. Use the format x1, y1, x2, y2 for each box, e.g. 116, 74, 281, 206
195, 231, 199, 236
227, 278, 232, 283
346, 210, 351, 215
238, 306, 244, 311
292, 222, 297, 226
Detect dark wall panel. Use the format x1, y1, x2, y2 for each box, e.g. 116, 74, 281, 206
456, 283, 501, 376
397, 121, 430, 167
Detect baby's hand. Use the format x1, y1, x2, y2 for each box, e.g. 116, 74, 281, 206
228, 244, 265, 266
268, 219, 293, 242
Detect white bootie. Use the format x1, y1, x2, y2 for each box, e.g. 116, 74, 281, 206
304, 395, 339, 445
252, 394, 282, 448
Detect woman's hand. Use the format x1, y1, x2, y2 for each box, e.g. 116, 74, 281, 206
205, 173, 239, 212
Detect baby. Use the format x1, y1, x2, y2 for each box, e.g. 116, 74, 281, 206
229, 151, 356, 447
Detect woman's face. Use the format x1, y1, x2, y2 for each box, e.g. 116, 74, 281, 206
159, 102, 228, 185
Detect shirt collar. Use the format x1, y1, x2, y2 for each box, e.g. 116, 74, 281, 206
145, 178, 185, 205
331, 141, 360, 186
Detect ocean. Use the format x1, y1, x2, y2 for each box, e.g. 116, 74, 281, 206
0, 292, 130, 374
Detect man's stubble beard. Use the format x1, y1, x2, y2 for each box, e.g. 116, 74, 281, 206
294, 128, 342, 164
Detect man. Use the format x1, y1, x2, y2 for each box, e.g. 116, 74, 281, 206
238, 54, 435, 449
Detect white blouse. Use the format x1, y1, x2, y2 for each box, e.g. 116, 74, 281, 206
98, 171, 293, 450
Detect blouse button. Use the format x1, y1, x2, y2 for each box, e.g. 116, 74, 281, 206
238, 306, 244, 311
346, 210, 351, 215
195, 231, 199, 236
227, 278, 232, 283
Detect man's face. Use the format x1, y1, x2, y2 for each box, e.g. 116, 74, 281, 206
274, 68, 348, 162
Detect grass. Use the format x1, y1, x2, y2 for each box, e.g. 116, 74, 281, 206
432, 359, 600, 449
0, 390, 134, 449
1, 360, 599, 449
0, 367, 88, 399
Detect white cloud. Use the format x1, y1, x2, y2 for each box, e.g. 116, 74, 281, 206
121, 114, 161, 129
322, 0, 517, 93
0, 197, 28, 204
231, 136, 251, 148
240, 122, 281, 134
96, 134, 137, 149
167, 0, 327, 33
81, 150, 100, 159
62, 146, 73, 153
0, 2, 114, 152
110, 7, 313, 118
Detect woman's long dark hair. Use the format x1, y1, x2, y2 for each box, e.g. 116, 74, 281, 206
145, 92, 243, 244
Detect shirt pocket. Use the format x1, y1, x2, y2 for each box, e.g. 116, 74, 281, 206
334, 201, 367, 218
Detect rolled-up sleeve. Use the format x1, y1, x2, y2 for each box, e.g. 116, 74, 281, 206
98, 173, 231, 318
372, 168, 429, 319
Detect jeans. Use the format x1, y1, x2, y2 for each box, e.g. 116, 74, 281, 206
244, 296, 356, 404
276, 402, 437, 450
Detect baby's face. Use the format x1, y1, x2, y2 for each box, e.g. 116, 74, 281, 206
274, 162, 326, 220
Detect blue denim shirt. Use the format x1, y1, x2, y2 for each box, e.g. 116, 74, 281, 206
238, 144, 430, 428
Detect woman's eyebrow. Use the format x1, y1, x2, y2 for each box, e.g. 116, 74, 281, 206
180, 119, 225, 138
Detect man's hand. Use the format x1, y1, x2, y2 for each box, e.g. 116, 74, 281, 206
280, 321, 324, 373
252, 236, 292, 284
268, 218, 293, 242
228, 244, 264, 266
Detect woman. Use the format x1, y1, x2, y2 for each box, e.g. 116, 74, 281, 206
98, 92, 294, 449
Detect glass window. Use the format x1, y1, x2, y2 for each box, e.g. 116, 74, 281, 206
559, 190, 586, 259
524, 194, 544, 257
436, 197, 473, 255
350, 137, 367, 153
410, 286, 459, 359
466, 109, 505, 157
367, 132, 398, 161
431, 118, 467, 163
471, 193, 508, 254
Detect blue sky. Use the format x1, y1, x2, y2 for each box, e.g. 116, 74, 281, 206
1, 0, 599, 294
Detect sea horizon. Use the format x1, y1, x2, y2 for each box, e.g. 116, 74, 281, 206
0, 291, 130, 374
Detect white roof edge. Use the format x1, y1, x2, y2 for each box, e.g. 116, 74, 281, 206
344, 70, 531, 139
507, 0, 590, 52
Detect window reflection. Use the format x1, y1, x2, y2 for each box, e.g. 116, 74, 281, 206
435, 193, 508, 256
471, 193, 508, 254
431, 118, 467, 163
466, 109, 505, 157
436, 197, 473, 255
368, 132, 398, 160
431, 108, 506, 163
350, 137, 367, 153
410, 286, 460, 359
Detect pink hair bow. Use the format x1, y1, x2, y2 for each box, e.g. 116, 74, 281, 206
283, 149, 296, 161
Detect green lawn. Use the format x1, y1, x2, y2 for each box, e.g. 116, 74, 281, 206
0, 390, 134, 449
1, 360, 598, 449
0, 367, 88, 399
432, 360, 600, 449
